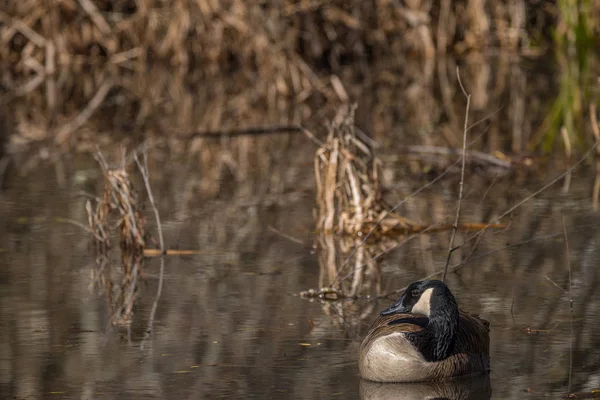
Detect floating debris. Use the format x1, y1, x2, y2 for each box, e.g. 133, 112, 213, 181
298, 287, 351, 301
563, 390, 600, 399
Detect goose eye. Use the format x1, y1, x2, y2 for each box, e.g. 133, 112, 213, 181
411, 290, 420, 297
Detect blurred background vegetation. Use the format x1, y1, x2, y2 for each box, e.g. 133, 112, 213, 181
1, 0, 599, 168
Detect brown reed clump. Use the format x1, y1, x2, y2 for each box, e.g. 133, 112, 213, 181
85, 151, 149, 328
86, 152, 145, 254
315, 105, 420, 237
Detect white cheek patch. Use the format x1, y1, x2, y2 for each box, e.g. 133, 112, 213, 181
412, 288, 433, 316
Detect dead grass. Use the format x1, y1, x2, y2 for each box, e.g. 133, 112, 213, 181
83, 146, 186, 335
0, 1, 573, 148
85, 149, 149, 329
86, 151, 145, 253
315, 105, 419, 236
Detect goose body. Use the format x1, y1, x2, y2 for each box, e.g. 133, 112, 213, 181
359, 280, 490, 382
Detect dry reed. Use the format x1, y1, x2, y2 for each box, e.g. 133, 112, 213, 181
86, 151, 145, 253
84, 149, 153, 329
315, 105, 419, 237
1, 1, 577, 152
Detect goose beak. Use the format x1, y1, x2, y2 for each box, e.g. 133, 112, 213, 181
380, 299, 408, 316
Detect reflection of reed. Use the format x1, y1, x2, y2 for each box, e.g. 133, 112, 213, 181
317, 234, 383, 299
308, 232, 405, 335
90, 251, 143, 328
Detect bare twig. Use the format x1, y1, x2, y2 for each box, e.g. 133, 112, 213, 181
479, 174, 500, 205
0, 11, 47, 47
301, 127, 328, 148
73, 190, 102, 202
184, 125, 303, 139
141, 257, 165, 350
398, 145, 511, 169
180, 124, 326, 149
77, 0, 112, 35
268, 226, 304, 245
563, 216, 573, 391
594, 161, 600, 211
561, 126, 572, 192
591, 105, 600, 209
544, 275, 567, 293
442, 67, 470, 283
134, 147, 166, 347
378, 231, 565, 299
94, 147, 109, 172
338, 227, 437, 283
54, 216, 105, 242
590, 104, 600, 155
510, 296, 516, 326
452, 138, 600, 260
134, 147, 164, 252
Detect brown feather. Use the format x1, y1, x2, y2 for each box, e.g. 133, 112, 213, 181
361, 313, 428, 344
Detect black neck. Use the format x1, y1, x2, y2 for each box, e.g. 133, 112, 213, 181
428, 310, 458, 361
408, 293, 459, 362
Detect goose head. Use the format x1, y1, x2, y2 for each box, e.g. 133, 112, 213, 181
381, 280, 460, 361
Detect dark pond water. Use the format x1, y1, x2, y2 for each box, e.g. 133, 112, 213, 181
1, 138, 600, 399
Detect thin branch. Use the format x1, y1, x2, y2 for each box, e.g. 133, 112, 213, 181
178, 124, 327, 148
77, 0, 112, 35
54, 216, 105, 242
337, 225, 440, 283
510, 296, 516, 326
563, 216, 573, 391
268, 225, 304, 245
184, 125, 303, 139
452, 137, 600, 260
134, 147, 166, 350
94, 147, 109, 172
72, 190, 102, 203
442, 67, 470, 283
466, 104, 504, 133
398, 145, 511, 169
0, 11, 47, 46
544, 275, 567, 294
134, 148, 164, 252
378, 231, 565, 299
141, 257, 165, 350
590, 103, 600, 155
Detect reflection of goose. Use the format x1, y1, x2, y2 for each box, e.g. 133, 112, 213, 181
359, 280, 490, 382
359, 373, 492, 400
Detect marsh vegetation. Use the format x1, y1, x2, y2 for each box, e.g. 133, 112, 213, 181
1, 1, 600, 399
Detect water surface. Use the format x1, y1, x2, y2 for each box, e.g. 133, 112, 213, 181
1, 148, 600, 399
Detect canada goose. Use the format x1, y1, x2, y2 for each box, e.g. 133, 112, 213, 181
359, 280, 490, 383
